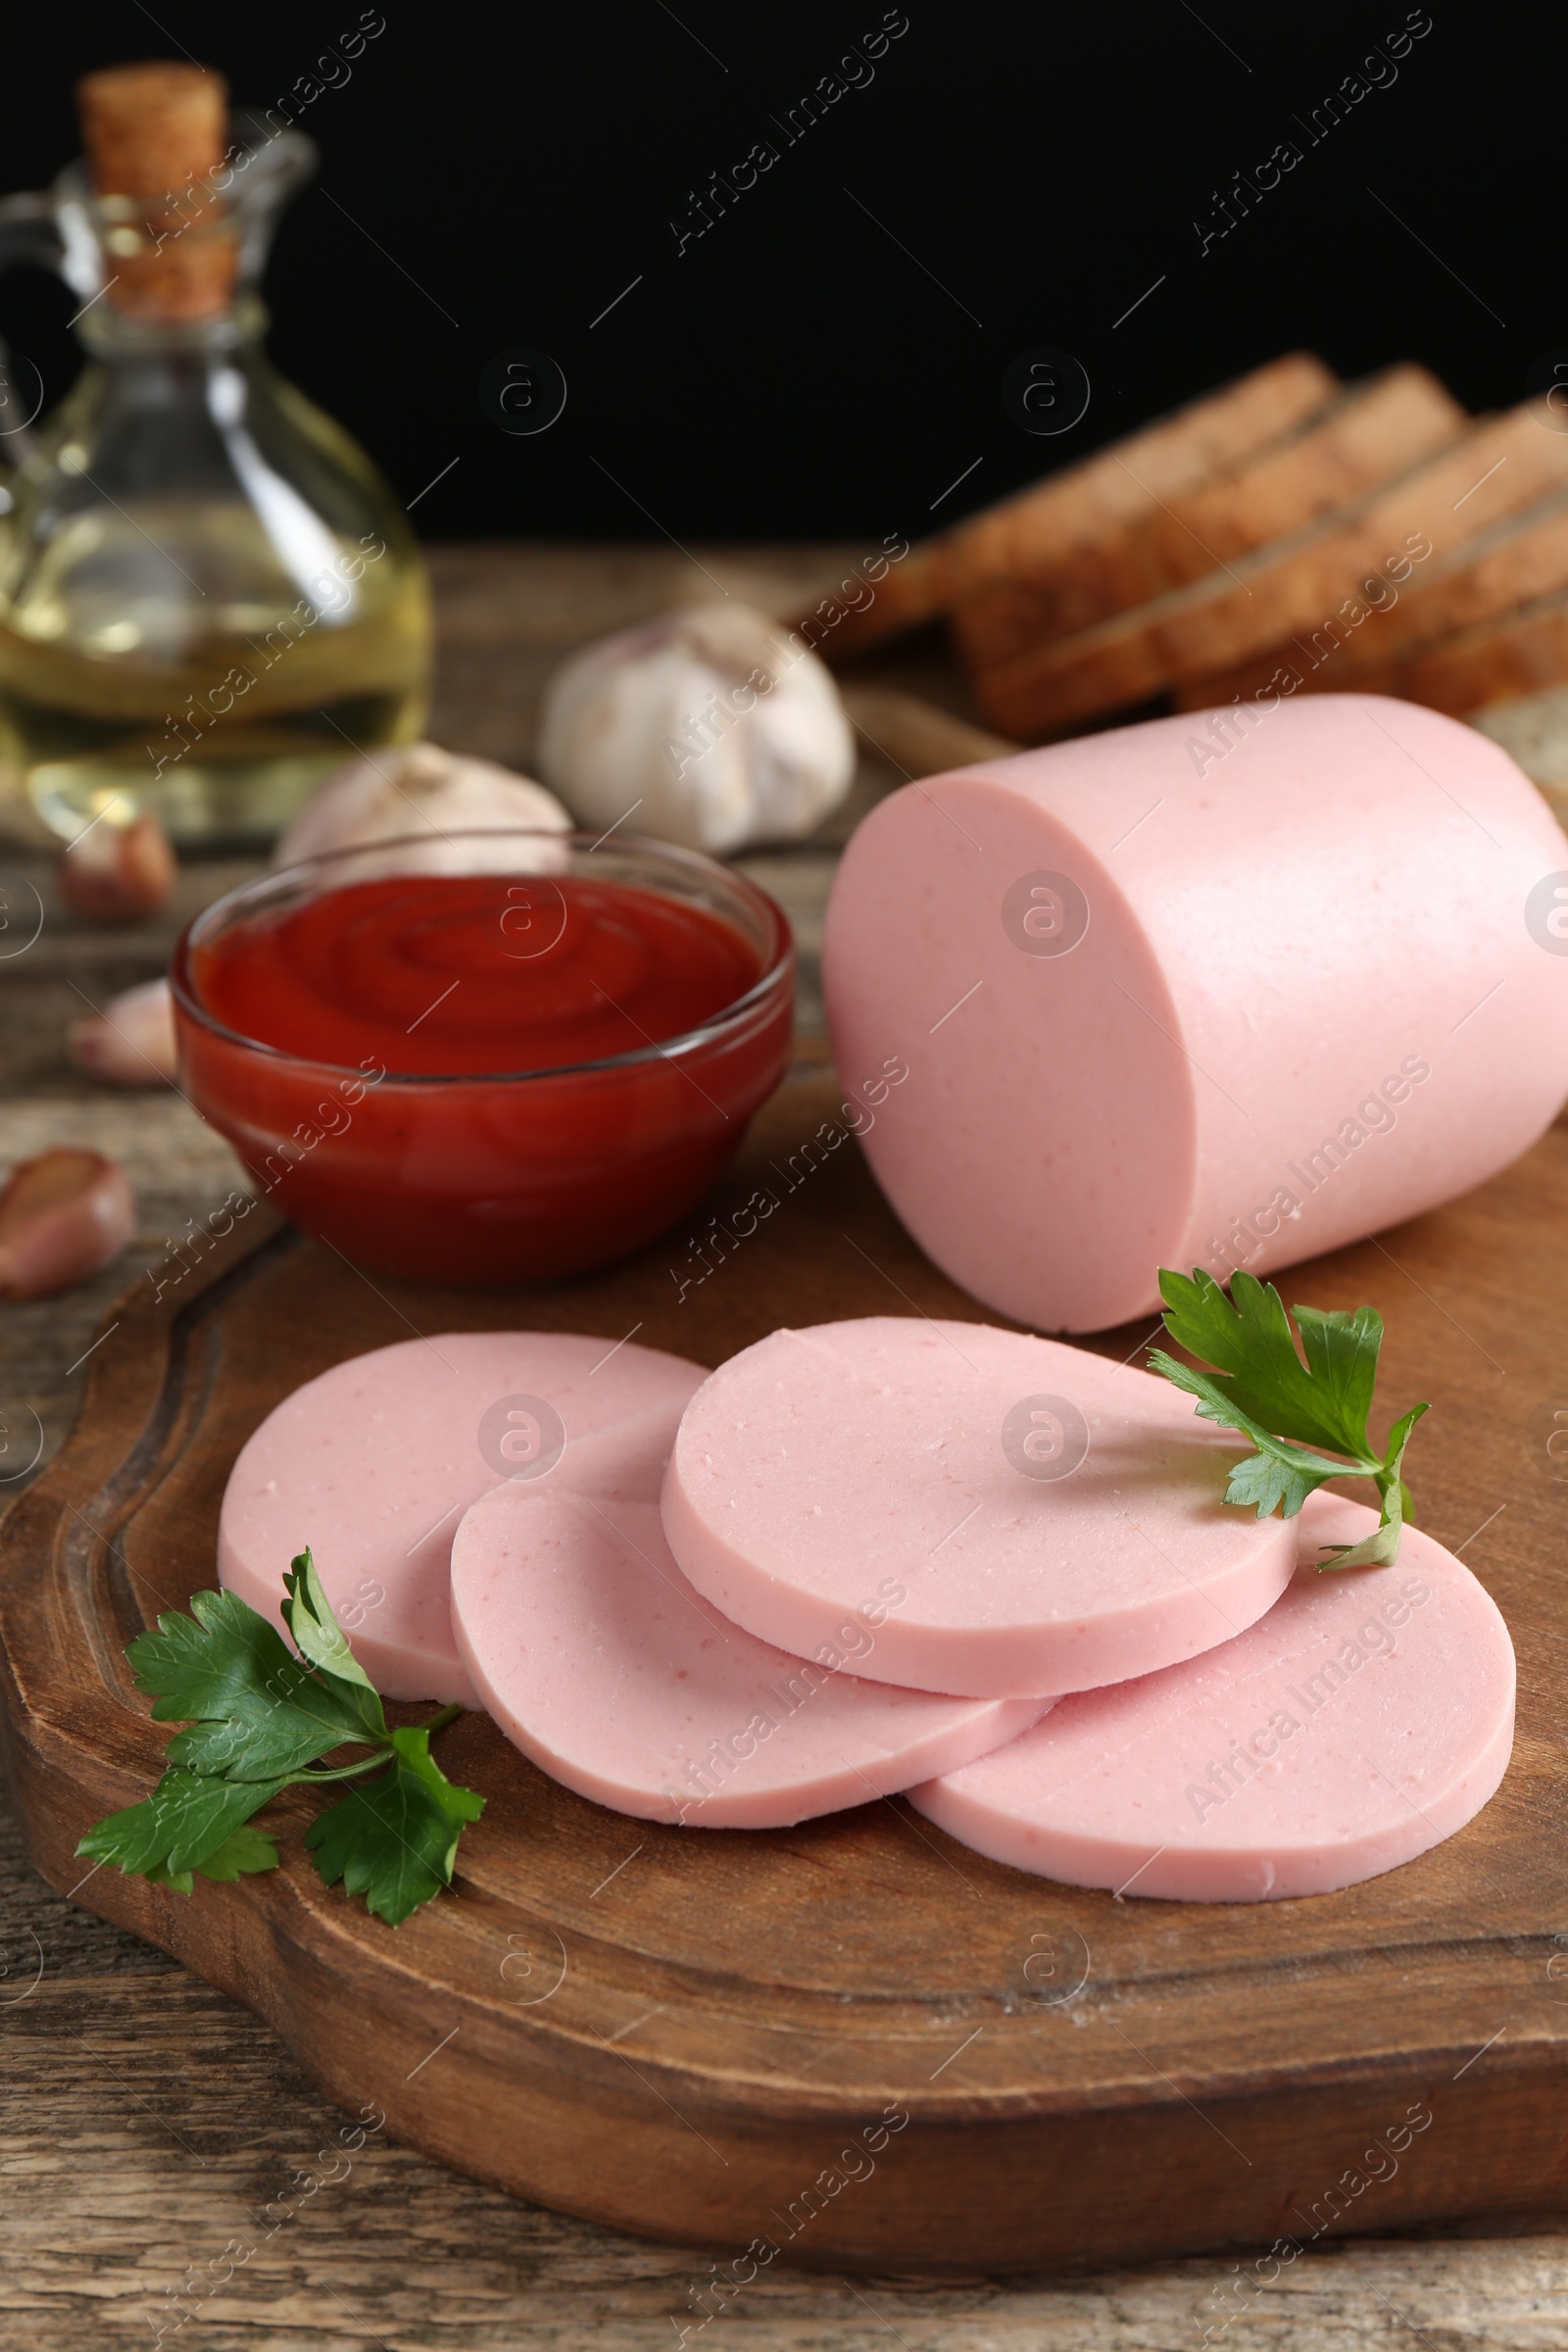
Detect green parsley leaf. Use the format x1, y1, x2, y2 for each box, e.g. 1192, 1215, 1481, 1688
142, 1821, 282, 1892
1143, 1352, 1354, 1518
78, 1555, 481, 1926
306, 1726, 484, 1928
187, 1821, 281, 1881
1150, 1266, 1430, 1568
78, 1766, 290, 1880
1290, 1301, 1383, 1455
129, 1588, 378, 1781
142, 1859, 195, 1894
281, 1549, 387, 1737
1153, 1268, 1383, 1457
1316, 1400, 1430, 1568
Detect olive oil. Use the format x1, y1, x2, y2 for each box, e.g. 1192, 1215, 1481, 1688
0, 497, 428, 847
0, 74, 430, 848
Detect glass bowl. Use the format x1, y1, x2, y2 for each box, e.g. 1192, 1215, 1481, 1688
172, 829, 794, 1283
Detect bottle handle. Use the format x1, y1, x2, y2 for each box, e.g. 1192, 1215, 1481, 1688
0, 192, 63, 482
0, 191, 61, 270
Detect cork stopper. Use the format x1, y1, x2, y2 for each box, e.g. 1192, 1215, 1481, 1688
75, 62, 237, 321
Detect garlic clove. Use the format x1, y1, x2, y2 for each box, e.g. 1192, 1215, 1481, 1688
536, 602, 856, 856
0, 1148, 136, 1299
274, 742, 572, 877
58, 808, 177, 925
68, 977, 178, 1088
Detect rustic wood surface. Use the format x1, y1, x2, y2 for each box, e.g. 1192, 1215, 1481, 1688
1, 545, 1566, 2344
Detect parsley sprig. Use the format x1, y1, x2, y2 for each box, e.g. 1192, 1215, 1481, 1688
1147, 1267, 1429, 1568
77, 1550, 482, 1925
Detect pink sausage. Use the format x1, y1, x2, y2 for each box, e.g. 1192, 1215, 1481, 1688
908, 1494, 1515, 1901
662, 1317, 1297, 1698
823, 696, 1568, 1332
220, 1332, 706, 1704
450, 1488, 1047, 1828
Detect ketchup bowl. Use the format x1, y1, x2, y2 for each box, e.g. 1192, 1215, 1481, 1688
172, 830, 794, 1283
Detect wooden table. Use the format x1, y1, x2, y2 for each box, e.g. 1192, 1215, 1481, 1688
1, 546, 1564, 2348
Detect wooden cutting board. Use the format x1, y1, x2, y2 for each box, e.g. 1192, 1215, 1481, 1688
2, 1060, 1566, 2276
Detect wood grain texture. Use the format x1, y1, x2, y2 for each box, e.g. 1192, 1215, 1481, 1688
5, 1064, 1568, 2278
838, 685, 1017, 777
4, 1772, 1568, 2351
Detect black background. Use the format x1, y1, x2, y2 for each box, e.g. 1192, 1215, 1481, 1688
4, 2, 1558, 545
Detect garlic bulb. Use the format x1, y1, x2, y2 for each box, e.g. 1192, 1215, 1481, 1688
536, 603, 856, 855
274, 741, 571, 874
59, 808, 176, 925
0, 1148, 135, 1298
69, 977, 178, 1088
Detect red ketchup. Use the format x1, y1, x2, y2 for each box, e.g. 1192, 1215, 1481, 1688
174, 868, 793, 1283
